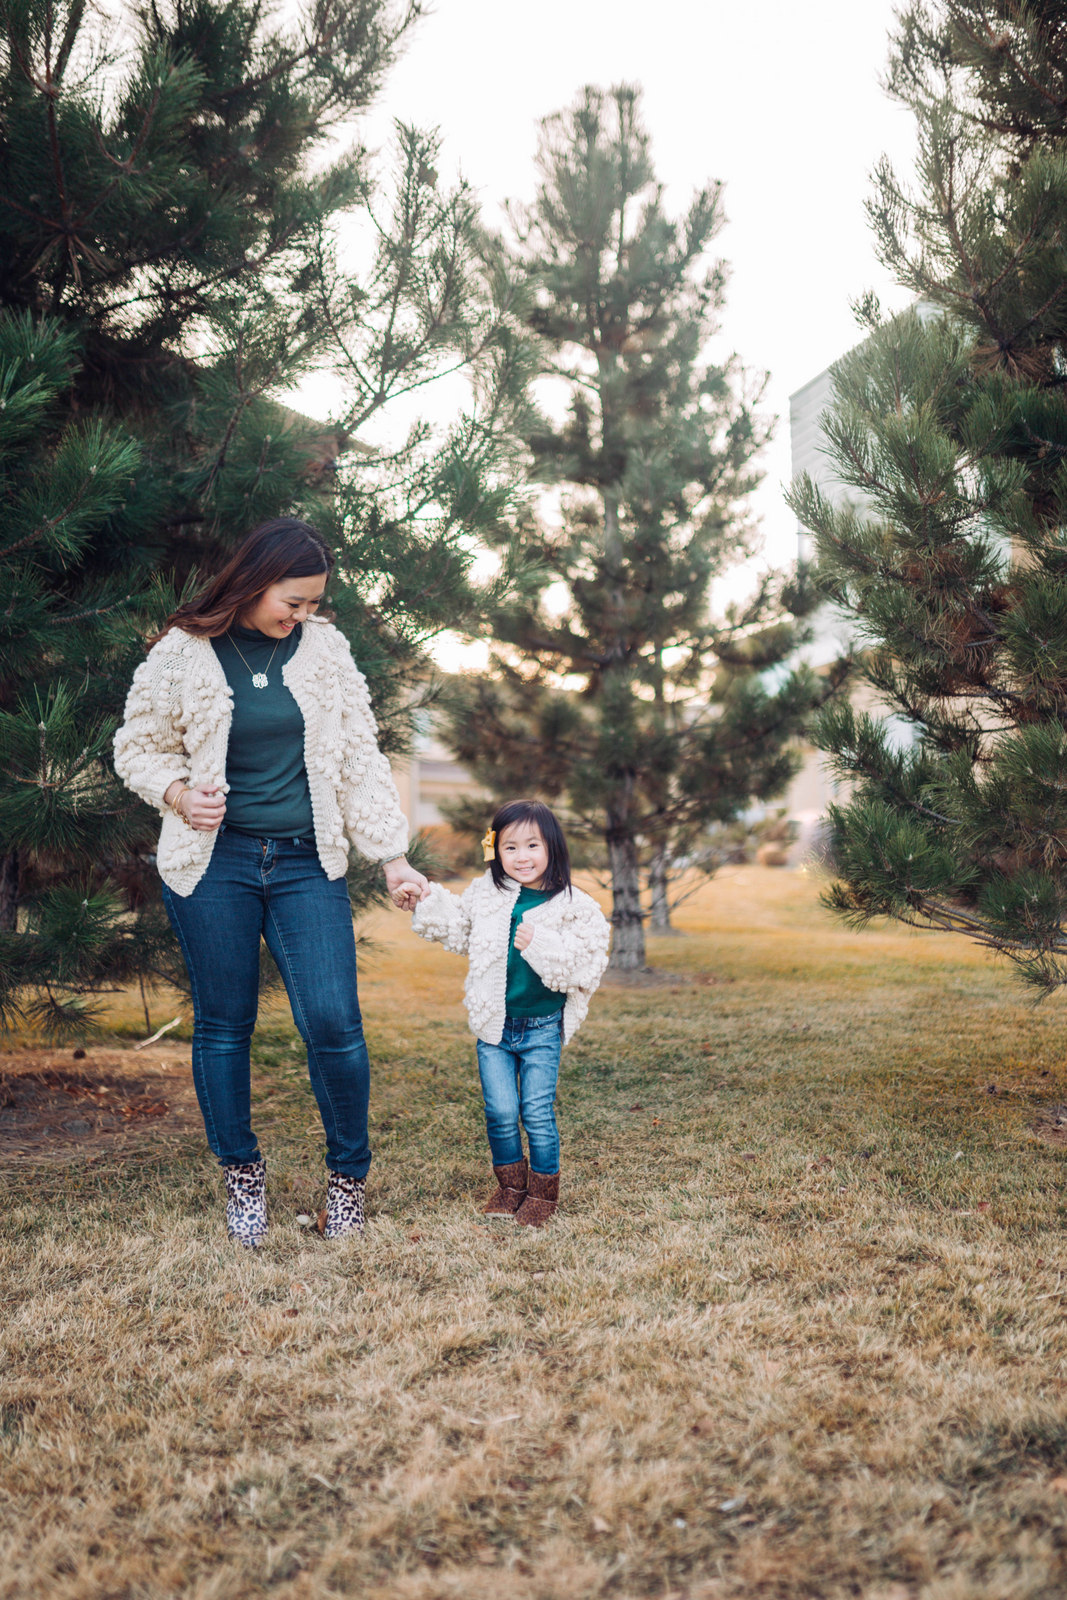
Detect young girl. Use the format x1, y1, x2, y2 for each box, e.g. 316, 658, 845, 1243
410, 800, 610, 1226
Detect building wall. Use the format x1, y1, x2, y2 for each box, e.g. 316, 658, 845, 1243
778, 359, 857, 831
389, 717, 485, 835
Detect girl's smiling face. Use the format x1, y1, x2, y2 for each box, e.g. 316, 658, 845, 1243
497, 821, 549, 889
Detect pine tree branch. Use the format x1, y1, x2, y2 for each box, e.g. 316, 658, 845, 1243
47, 595, 133, 627
3, 479, 97, 559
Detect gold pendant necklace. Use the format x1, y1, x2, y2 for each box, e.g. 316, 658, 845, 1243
228, 633, 282, 688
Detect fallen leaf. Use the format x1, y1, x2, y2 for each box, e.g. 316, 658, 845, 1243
976, 1201, 991, 1213
651, 1117, 661, 1126
409, 1232, 422, 1243
590, 1515, 611, 1534
282, 1308, 298, 1319
316, 1208, 328, 1234
119, 1097, 168, 1120
691, 1416, 716, 1436
629, 1104, 644, 1112
740, 1152, 757, 1162
1048, 1476, 1067, 1494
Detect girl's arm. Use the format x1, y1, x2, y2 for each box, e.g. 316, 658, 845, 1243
113, 649, 191, 811
520, 901, 611, 994
411, 881, 475, 954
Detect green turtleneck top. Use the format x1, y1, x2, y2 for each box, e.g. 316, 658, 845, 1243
506, 885, 566, 1018
211, 624, 314, 840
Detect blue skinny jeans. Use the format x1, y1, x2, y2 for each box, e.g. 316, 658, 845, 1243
161, 828, 371, 1177
475, 1012, 563, 1175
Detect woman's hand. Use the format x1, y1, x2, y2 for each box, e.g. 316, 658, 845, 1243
383, 858, 430, 911
514, 921, 534, 951
164, 781, 226, 832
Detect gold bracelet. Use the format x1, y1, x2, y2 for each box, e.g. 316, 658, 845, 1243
170, 786, 192, 826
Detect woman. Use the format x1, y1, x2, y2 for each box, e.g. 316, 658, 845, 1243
114, 519, 428, 1246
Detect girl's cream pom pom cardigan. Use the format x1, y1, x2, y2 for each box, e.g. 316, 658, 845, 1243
113, 617, 408, 896
412, 871, 611, 1045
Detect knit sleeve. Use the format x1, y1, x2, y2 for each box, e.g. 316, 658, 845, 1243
335, 643, 410, 864
520, 897, 611, 995
411, 880, 474, 954
112, 644, 190, 812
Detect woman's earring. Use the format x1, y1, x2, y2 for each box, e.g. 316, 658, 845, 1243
481, 827, 496, 862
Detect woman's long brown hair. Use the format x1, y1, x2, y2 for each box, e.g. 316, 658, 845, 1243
148, 519, 334, 645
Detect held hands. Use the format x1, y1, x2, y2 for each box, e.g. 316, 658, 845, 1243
165, 782, 226, 832
514, 920, 534, 952
384, 858, 430, 911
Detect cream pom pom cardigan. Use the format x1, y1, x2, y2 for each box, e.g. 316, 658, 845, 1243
412, 871, 611, 1045
113, 616, 409, 896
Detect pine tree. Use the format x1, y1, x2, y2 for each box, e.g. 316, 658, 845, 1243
444, 86, 823, 970
0, 0, 530, 1031
791, 1, 1067, 995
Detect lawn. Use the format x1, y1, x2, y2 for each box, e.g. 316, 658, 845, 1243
2, 865, 1067, 1600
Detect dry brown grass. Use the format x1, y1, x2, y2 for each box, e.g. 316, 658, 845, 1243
3, 866, 1067, 1599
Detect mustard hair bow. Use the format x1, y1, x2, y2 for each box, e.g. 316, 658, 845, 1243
481, 827, 496, 862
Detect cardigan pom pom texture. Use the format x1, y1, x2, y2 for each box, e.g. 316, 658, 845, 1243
412, 871, 610, 1045
113, 618, 408, 896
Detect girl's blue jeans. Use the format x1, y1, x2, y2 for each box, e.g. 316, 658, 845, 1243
161, 828, 372, 1178
475, 1012, 563, 1175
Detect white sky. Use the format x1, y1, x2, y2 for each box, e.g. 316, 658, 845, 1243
293, 0, 917, 566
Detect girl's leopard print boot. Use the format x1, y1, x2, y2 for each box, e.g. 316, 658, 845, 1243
320, 1171, 366, 1239
223, 1158, 268, 1248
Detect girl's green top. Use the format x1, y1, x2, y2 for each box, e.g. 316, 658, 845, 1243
211, 624, 314, 839
506, 885, 565, 1018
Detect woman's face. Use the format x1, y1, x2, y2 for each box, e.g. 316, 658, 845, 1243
240, 573, 327, 638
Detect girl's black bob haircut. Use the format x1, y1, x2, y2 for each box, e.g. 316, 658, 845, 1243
488, 799, 571, 897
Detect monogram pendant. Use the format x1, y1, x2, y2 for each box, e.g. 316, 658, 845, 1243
252, 673, 269, 689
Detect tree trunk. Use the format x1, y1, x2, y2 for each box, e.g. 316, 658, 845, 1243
0, 848, 19, 932
648, 845, 677, 934
607, 822, 645, 970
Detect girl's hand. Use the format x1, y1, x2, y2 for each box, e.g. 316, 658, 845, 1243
384, 858, 430, 910
514, 921, 534, 951
166, 782, 226, 832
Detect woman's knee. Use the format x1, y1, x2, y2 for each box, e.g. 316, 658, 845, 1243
195, 1011, 257, 1049
300, 1003, 366, 1055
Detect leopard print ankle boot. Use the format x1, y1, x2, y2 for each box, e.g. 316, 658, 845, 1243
319, 1171, 366, 1239
483, 1158, 528, 1217
223, 1158, 267, 1248
515, 1168, 559, 1228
